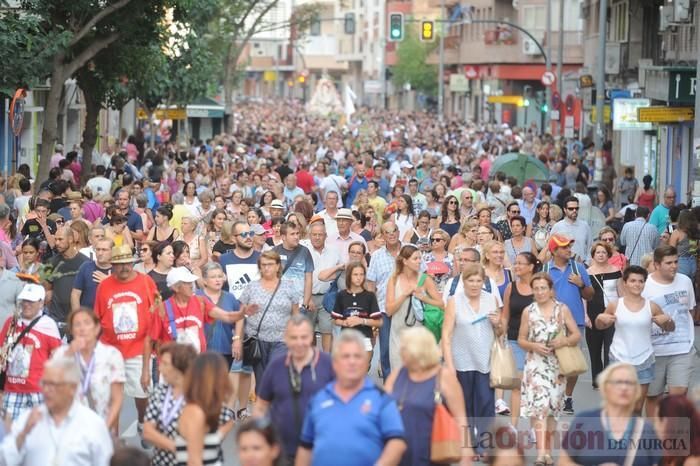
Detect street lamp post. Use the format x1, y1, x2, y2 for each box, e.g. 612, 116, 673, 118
438, 0, 445, 121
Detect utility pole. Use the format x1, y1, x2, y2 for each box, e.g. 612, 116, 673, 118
380, 3, 387, 109
437, 0, 445, 121
556, 0, 565, 137
544, 0, 552, 135
594, 0, 607, 154
693, 8, 700, 206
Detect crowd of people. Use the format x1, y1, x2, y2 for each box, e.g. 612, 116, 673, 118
0, 102, 696, 466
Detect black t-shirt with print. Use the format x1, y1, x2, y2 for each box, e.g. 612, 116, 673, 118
333, 289, 380, 339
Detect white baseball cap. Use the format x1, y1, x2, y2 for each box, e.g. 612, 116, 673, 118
166, 267, 199, 288
18, 284, 45, 302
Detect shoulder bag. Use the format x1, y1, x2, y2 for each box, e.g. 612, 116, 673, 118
489, 335, 519, 390
430, 371, 463, 464
242, 247, 300, 366
413, 273, 444, 342
553, 303, 588, 377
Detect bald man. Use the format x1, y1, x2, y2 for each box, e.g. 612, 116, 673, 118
44, 226, 88, 333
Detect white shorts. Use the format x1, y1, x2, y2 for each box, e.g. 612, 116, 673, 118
124, 355, 150, 399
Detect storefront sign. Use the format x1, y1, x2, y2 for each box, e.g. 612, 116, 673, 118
644, 67, 696, 104
637, 106, 694, 123
612, 98, 652, 130
137, 108, 186, 120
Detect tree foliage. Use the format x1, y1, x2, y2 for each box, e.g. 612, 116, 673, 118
0, 12, 69, 96
392, 27, 438, 97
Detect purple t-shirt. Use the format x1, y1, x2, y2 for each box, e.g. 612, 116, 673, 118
257, 350, 334, 457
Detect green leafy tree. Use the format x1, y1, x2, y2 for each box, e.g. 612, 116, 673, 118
0, 12, 69, 96
206, 0, 318, 132
392, 27, 438, 97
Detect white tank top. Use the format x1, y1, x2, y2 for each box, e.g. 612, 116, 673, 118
610, 297, 654, 365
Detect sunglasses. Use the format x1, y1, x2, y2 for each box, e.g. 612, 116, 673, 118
431, 238, 444, 243
567, 207, 579, 211
448, 201, 457, 205
237, 231, 254, 238
509, 210, 520, 214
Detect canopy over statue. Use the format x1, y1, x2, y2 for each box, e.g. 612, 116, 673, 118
306, 76, 343, 117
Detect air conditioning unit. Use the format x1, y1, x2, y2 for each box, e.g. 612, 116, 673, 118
659, 5, 674, 31
522, 38, 541, 55
674, 0, 691, 22
580, 1, 590, 19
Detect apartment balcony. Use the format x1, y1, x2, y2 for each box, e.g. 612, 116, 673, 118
431, 27, 583, 65
661, 23, 698, 62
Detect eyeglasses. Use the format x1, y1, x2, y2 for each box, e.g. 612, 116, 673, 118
509, 210, 521, 214
606, 379, 637, 388
430, 238, 444, 243
40, 380, 70, 390
237, 231, 254, 238
566, 207, 579, 211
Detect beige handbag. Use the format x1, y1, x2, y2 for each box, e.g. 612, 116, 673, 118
490, 336, 520, 389
553, 304, 588, 377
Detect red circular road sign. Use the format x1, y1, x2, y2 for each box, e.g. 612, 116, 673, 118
552, 91, 561, 108
541, 71, 556, 87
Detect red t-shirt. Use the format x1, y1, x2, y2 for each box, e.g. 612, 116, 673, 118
296, 169, 315, 194
0, 315, 61, 393
94, 273, 158, 359
150, 295, 214, 353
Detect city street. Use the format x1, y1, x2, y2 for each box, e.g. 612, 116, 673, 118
116, 328, 700, 465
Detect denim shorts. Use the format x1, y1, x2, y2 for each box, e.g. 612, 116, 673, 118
508, 339, 526, 372
609, 353, 655, 385
230, 359, 253, 374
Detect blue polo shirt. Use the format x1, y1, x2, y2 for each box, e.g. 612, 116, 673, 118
300, 377, 405, 466
546, 260, 591, 326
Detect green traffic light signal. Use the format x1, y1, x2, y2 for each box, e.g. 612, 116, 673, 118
389, 13, 404, 41
524, 99, 530, 107
541, 104, 548, 112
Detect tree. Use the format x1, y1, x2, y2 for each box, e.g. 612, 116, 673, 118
392, 28, 438, 97
207, 0, 318, 132
0, 12, 68, 96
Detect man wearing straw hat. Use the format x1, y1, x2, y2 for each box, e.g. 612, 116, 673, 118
94, 245, 158, 444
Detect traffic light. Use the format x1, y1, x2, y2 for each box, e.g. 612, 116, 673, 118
523, 85, 532, 107
344, 13, 355, 34
298, 75, 306, 84
388, 13, 404, 41
420, 20, 434, 41
535, 90, 547, 112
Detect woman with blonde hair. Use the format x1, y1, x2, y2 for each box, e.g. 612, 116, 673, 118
560, 363, 663, 466
449, 219, 479, 253
181, 216, 208, 269
442, 263, 503, 461
212, 220, 236, 260
386, 326, 472, 465
482, 240, 512, 299
385, 244, 442, 373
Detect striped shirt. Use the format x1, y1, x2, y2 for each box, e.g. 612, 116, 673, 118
619, 218, 659, 266
367, 247, 398, 314
175, 432, 223, 466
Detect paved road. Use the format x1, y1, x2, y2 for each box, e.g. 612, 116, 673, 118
117, 327, 700, 465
